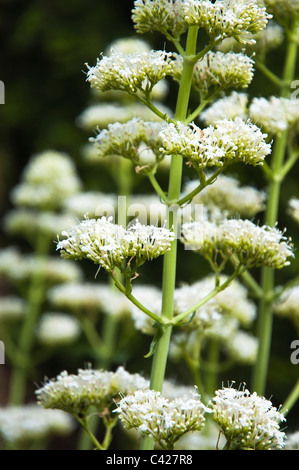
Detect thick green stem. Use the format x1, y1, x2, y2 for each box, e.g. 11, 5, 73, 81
140, 26, 199, 451
9, 232, 50, 405
253, 19, 298, 395
282, 379, 299, 417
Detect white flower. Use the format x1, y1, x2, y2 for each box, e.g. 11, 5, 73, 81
183, 174, 266, 218
159, 118, 271, 170
90, 118, 166, 167
200, 92, 249, 125
274, 285, 299, 329
132, 0, 188, 39
36, 367, 148, 417
48, 281, 131, 318
0, 405, 74, 444
224, 330, 258, 364
57, 216, 174, 273
249, 96, 299, 136
288, 198, 299, 225
0, 296, 26, 322
63, 191, 117, 219
182, 0, 271, 43
36, 313, 81, 346
0, 247, 82, 284
210, 384, 286, 449
115, 388, 208, 449
11, 150, 81, 211
182, 218, 294, 270
86, 49, 173, 96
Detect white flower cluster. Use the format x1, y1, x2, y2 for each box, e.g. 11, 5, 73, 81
48, 282, 131, 318
288, 198, 299, 225
183, 174, 266, 219
0, 404, 74, 445
216, 21, 284, 56
4, 208, 78, 241
171, 52, 254, 93
57, 216, 174, 273
174, 275, 256, 330
90, 118, 165, 167
129, 284, 163, 334
200, 92, 249, 125
182, 0, 271, 43
86, 49, 173, 96
274, 285, 299, 329
159, 118, 271, 171
11, 151, 81, 211
249, 96, 299, 136
132, 0, 188, 39
36, 367, 148, 417
182, 218, 294, 270
0, 247, 82, 285
0, 296, 26, 322
36, 313, 81, 347
115, 388, 208, 449
211, 385, 286, 449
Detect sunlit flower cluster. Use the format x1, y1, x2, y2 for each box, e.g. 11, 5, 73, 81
210, 384, 286, 450
90, 118, 165, 167
249, 96, 299, 136
159, 118, 271, 171
36, 367, 148, 417
36, 313, 81, 346
0, 405, 74, 445
115, 388, 208, 449
132, 0, 188, 39
183, 174, 266, 218
182, 218, 294, 270
57, 216, 174, 273
182, 0, 271, 43
86, 49, 173, 96
11, 151, 81, 211
200, 92, 249, 125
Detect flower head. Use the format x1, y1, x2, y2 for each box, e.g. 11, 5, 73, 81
132, 0, 188, 39
36, 313, 81, 346
200, 92, 249, 125
210, 384, 286, 450
115, 388, 208, 449
182, 0, 271, 44
36, 367, 148, 418
249, 96, 299, 136
159, 118, 271, 171
57, 216, 174, 274
89, 118, 166, 168
86, 49, 173, 96
11, 150, 81, 211
182, 218, 294, 270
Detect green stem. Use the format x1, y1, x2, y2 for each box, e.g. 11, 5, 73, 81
76, 416, 104, 450
282, 379, 299, 417
8, 232, 50, 405
252, 19, 298, 395
147, 172, 169, 204
140, 25, 200, 451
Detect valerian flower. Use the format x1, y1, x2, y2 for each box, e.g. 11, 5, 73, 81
182, 0, 271, 44
36, 367, 148, 418
274, 285, 299, 330
200, 92, 249, 125
249, 96, 299, 136
86, 49, 173, 97
159, 118, 271, 171
0, 405, 74, 446
89, 118, 166, 168
210, 384, 286, 450
114, 388, 208, 449
288, 197, 299, 225
171, 52, 254, 93
10, 150, 81, 211
132, 0, 188, 39
35, 313, 81, 347
56, 216, 174, 274
182, 218, 294, 270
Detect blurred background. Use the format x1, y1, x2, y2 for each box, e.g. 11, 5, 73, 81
0, 0, 298, 447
